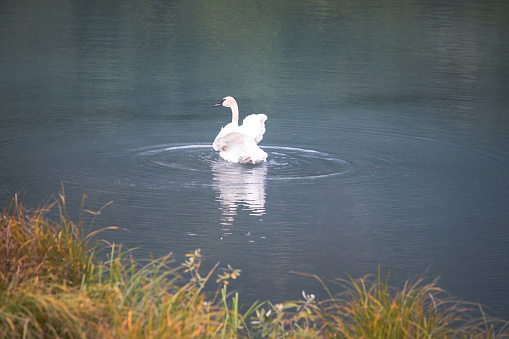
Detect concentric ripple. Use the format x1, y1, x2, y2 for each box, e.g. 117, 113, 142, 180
264, 146, 353, 180
134, 144, 354, 181
137, 144, 216, 174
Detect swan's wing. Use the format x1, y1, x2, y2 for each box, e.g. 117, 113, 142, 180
213, 123, 241, 151
213, 131, 245, 152
240, 114, 267, 144
213, 130, 267, 164
213, 119, 267, 164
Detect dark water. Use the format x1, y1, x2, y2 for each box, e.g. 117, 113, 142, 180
2, 0, 509, 318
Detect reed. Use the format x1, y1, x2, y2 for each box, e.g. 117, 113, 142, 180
248, 271, 509, 338
314, 271, 509, 339
0, 193, 508, 338
0, 194, 248, 338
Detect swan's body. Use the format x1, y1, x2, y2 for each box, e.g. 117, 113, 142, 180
213, 96, 268, 164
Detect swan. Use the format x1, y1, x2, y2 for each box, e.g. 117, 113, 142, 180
213, 96, 268, 164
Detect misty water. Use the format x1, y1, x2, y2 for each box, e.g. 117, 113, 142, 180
1, 0, 509, 319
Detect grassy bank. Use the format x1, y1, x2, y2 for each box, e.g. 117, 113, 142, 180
1, 193, 508, 338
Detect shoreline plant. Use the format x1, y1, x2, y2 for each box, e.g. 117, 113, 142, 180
0, 193, 508, 338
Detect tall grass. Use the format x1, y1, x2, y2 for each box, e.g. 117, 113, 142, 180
0, 193, 508, 338
247, 272, 509, 338
1, 193, 88, 288
0, 194, 250, 338
305, 271, 508, 338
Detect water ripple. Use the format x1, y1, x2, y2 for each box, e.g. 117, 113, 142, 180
133, 144, 354, 182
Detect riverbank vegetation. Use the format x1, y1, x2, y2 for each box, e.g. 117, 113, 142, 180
1, 194, 508, 338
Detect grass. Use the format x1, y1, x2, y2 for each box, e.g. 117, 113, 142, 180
1, 192, 508, 338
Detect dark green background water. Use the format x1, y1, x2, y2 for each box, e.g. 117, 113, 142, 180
1, 0, 509, 318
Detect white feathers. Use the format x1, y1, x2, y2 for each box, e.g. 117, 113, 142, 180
213, 97, 268, 164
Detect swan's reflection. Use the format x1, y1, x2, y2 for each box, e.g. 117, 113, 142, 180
211, 160, 267, 233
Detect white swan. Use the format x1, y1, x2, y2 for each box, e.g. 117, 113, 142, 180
213, 96, 268, 164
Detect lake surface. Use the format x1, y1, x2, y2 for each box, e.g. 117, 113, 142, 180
1, 0, 509, 319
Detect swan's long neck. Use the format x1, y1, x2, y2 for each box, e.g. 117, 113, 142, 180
230, 103, 239, 126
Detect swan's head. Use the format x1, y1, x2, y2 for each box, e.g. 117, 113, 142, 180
214, 96, 237, 108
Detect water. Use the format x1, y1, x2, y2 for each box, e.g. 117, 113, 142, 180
1, 0, 509, 318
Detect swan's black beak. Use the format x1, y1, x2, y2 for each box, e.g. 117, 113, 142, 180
214, 99, 225, 107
